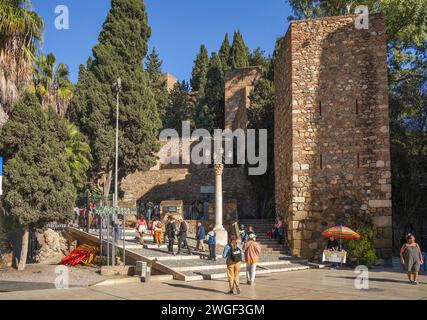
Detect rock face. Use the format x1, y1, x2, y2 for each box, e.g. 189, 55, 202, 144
35, 229, 69, 264
274, 14, 392, 259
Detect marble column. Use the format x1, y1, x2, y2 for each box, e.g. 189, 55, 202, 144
214, 163, 228, 246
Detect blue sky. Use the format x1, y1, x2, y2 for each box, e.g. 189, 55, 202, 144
32, 0, 292, 83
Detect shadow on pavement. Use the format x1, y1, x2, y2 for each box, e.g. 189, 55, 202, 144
164, 282, 226, 295
325, 275, 415, 285
0, 280, 77, 292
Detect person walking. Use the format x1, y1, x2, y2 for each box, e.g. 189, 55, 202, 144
135, 216, 147, 245
223, 235, 243, 295
196, 222, 206, 252
243, 233, 261, 286
400, 234, 424, 285
177, 217, 192, 255
154, 220, 163, 247
167, 218, 176, 255
207, 225, 216, 261
239, 224, 248, 243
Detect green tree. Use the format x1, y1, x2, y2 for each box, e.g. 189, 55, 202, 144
190, 44, 209, 93
68, 0, 161, 200
32, 52, 73, 116
249, 48, 270, 69
145, 48, 170, 125
219, 33, 231, 71
203, 53, 225, 130
229, 31, 249, 69
0, 0, 44, 116
0, 93, 76, 270
65, 122, 93, 192
164, 81, 193, 133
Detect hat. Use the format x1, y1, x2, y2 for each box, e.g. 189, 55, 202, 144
177, 216, 183, 221
249, 233, 256, 240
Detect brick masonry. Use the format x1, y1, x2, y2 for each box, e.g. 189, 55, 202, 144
274, 14, 392, 260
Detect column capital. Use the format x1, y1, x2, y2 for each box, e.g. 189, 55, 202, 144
214, 163, 224, 175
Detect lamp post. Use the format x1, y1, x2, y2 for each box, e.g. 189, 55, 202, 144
112, 78, 122, 266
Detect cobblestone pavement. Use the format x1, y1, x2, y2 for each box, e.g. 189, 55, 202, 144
0, 267, 426, 300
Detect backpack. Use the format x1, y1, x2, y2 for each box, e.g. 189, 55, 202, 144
229, 245, 242, 262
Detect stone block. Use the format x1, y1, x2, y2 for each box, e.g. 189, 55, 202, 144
369, 200, 392, 208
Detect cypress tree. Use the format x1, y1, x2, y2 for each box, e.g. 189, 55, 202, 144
229, 30, 250, 69
68, 0, 161, 199
219, 33, 231, 71
204, 53, 225, 130
164, 81, 193, 134
145, 48, 170, 126
190, 44, 209, 93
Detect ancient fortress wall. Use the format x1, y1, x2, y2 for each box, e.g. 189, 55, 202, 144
224, 67, 262, 131
275, 14, 392, 259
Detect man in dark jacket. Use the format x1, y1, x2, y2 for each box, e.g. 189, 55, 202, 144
177, 217, 192, 255
167, 217, 176, 254
196, 222, 206, 252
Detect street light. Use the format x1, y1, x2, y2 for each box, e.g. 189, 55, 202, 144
112, 77, 122, 266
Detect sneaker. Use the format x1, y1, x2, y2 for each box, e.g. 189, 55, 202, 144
226, 290, 234, 295
247, 281, 251, 285
236, 287, 241, 294
412, 281, 418, 285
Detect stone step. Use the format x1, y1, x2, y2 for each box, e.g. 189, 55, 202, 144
182, 263, 310, 281
171, 260, 297, 272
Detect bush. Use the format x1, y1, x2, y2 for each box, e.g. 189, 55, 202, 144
346, 225, 378, 267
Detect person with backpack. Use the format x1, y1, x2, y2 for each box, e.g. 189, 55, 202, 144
207, 225, 217, 260
223, 235, 243, 295
196, 222, 206, 252
243, 233, 261, 286
177, 217, 192, 255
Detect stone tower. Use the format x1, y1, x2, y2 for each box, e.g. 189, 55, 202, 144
275, 14, 392, 260
224, 67, 262, 131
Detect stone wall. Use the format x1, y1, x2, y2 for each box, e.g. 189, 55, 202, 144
275, 14, 392, 260
121, 166, 257, 218
224, 67, 262, 131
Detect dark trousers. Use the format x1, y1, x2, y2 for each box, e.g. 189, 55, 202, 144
209, 243, 216, 260
168, 238, 174, 253
178, 236, 191, 254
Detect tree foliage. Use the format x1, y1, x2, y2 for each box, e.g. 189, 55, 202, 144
0, 0, 44, 117
190, 44, 209, 93
0, 93, 76, 227
145, 48, 169, 126
67, 0, 161, 198
229, 30, 250, 69
164, 81, 193, 134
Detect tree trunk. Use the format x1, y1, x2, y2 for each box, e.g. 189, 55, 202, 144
17, 226, 29, 271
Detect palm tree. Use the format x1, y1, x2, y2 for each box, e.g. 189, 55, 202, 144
66, 122, 93, 192
33, 52, 73, 115
0, 0, 44, 121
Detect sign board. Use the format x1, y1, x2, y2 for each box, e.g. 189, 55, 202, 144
322, 250, 347, 263
0, 156, 3, 195
200, 186, 215, 194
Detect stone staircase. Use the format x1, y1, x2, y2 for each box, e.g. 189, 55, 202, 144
78, 226, 309, 282
239, 219, 290, 255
